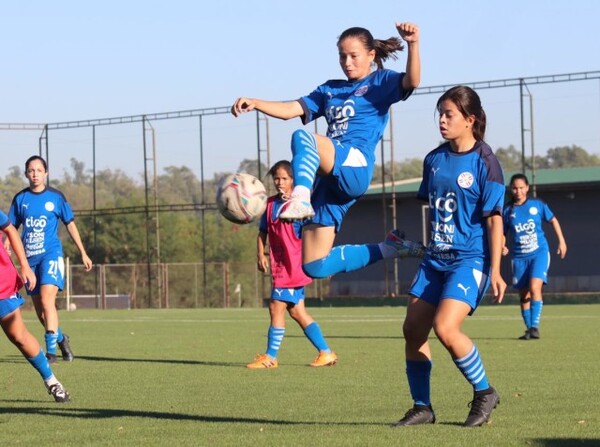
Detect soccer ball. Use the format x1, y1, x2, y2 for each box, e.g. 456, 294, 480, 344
216, 173, 267, 224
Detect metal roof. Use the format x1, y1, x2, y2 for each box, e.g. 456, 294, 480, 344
366, 166, 600, 196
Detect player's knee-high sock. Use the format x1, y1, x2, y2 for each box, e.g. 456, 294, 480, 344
265, 326, 285, 359
303, 322, 331, 353
531, 300, 543, 328
57, 327, 64, 343
26, 349, 53, 381
302, 244, 383, 279
454, 345, 490, 392
45, 331, 58, 356
406, 360, 432, 406
290, 129, 319, 201
521, 307, 532, 329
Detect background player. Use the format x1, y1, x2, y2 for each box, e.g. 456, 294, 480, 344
393, 86, 505, 428
247, 160, 337, 369
6, 155, 93, 363
232, 22, 424, 281
502, 173, 567, 339
1, 209, 70, 402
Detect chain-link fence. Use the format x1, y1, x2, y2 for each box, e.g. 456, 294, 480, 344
59, 261, 329, 309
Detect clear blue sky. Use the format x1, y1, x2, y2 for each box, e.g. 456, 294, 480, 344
1, 0, 599, 180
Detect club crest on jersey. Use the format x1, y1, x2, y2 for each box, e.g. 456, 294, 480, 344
457, 171, 474, 188
45, 201, 55, 212
529, 207, 538, 215
354, 85, 368, 96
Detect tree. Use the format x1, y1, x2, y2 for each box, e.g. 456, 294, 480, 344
545, 145, 600, 168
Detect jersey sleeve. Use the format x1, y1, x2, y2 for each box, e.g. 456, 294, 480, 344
378, 70, 413, 103
59, 197, 75, 224
7, 196, 21, 228
259, 211, 267, 234
0, 209, 9, 230
502, 205, 511, 234
479, 149, 505, 217
299, 84, 327, 125
541, 201, 555, 222
416, 154, 431, 202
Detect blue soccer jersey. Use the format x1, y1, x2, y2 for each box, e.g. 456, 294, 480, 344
8, 187, 75, 262
503, 198, 554, 258
418, 141, 505, 271
298, 69, 412, 183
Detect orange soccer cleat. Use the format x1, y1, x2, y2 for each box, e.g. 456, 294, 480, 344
246, 354, 278, 369
310, 351, 338, 367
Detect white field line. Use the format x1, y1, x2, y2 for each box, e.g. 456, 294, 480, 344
21, 314, 600, 324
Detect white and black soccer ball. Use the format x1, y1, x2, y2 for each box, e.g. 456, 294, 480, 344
216, 173, 267, 224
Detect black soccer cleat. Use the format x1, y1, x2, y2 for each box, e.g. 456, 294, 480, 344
391, 404, 436, 427
529, 327, 540, 339
46, 353, 58, 364
519, 329, 531, 340
58, 333, 74, 361
46, 382, 71, 403
463, 387, 500, 427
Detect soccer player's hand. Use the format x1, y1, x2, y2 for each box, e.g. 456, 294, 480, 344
501, 246, 509, 256
82, 254, 93, 272
231, 97, 256, 117
490, 271, 506, 304
557, 242, 567, 259
20, 265, 37, 292
396, 22, 419, 44
257, 256, 269, 273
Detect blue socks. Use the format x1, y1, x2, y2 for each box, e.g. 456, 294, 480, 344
521, 307, 532, 329
406, 360, 432, 406
303, 244, 383, 279
290, 129, 319, 196
531, 300, 543, 329
303, 322, 330, 353
27, 349, 53, 381
45, 331, 59, 356
454, 345, 490, 392
265, 326, 285, 359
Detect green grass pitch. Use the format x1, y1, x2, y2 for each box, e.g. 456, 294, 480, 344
1, 304, 599, 446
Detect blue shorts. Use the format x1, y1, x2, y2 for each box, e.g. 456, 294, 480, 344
271, 287, 305, 304
409, 262, 491, 313
28, 253, 65, 295
511, 251, 550, 289
0, 294, 25, 319
311, 142, 372, 232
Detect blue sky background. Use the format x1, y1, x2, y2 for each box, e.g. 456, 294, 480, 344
1, 0, 599, 182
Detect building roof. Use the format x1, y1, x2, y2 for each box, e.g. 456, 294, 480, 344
366, 166, 600, 196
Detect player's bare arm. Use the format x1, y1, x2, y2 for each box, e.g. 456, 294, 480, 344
231, 98, 303, 120
396, 22, 420, 90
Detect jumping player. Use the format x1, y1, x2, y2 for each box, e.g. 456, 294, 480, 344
247, 160, 337, 369
232, 23, 424, 281
0, 209, 70, 402
393, 86, 506, 428
6, 155, 93, 363
502, 173, 567, 340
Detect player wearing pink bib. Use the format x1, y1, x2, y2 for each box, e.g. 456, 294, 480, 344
246, 161, 337, 369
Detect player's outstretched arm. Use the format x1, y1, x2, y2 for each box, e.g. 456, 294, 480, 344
396, 22, 420, 90
231, 97, 303, 120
